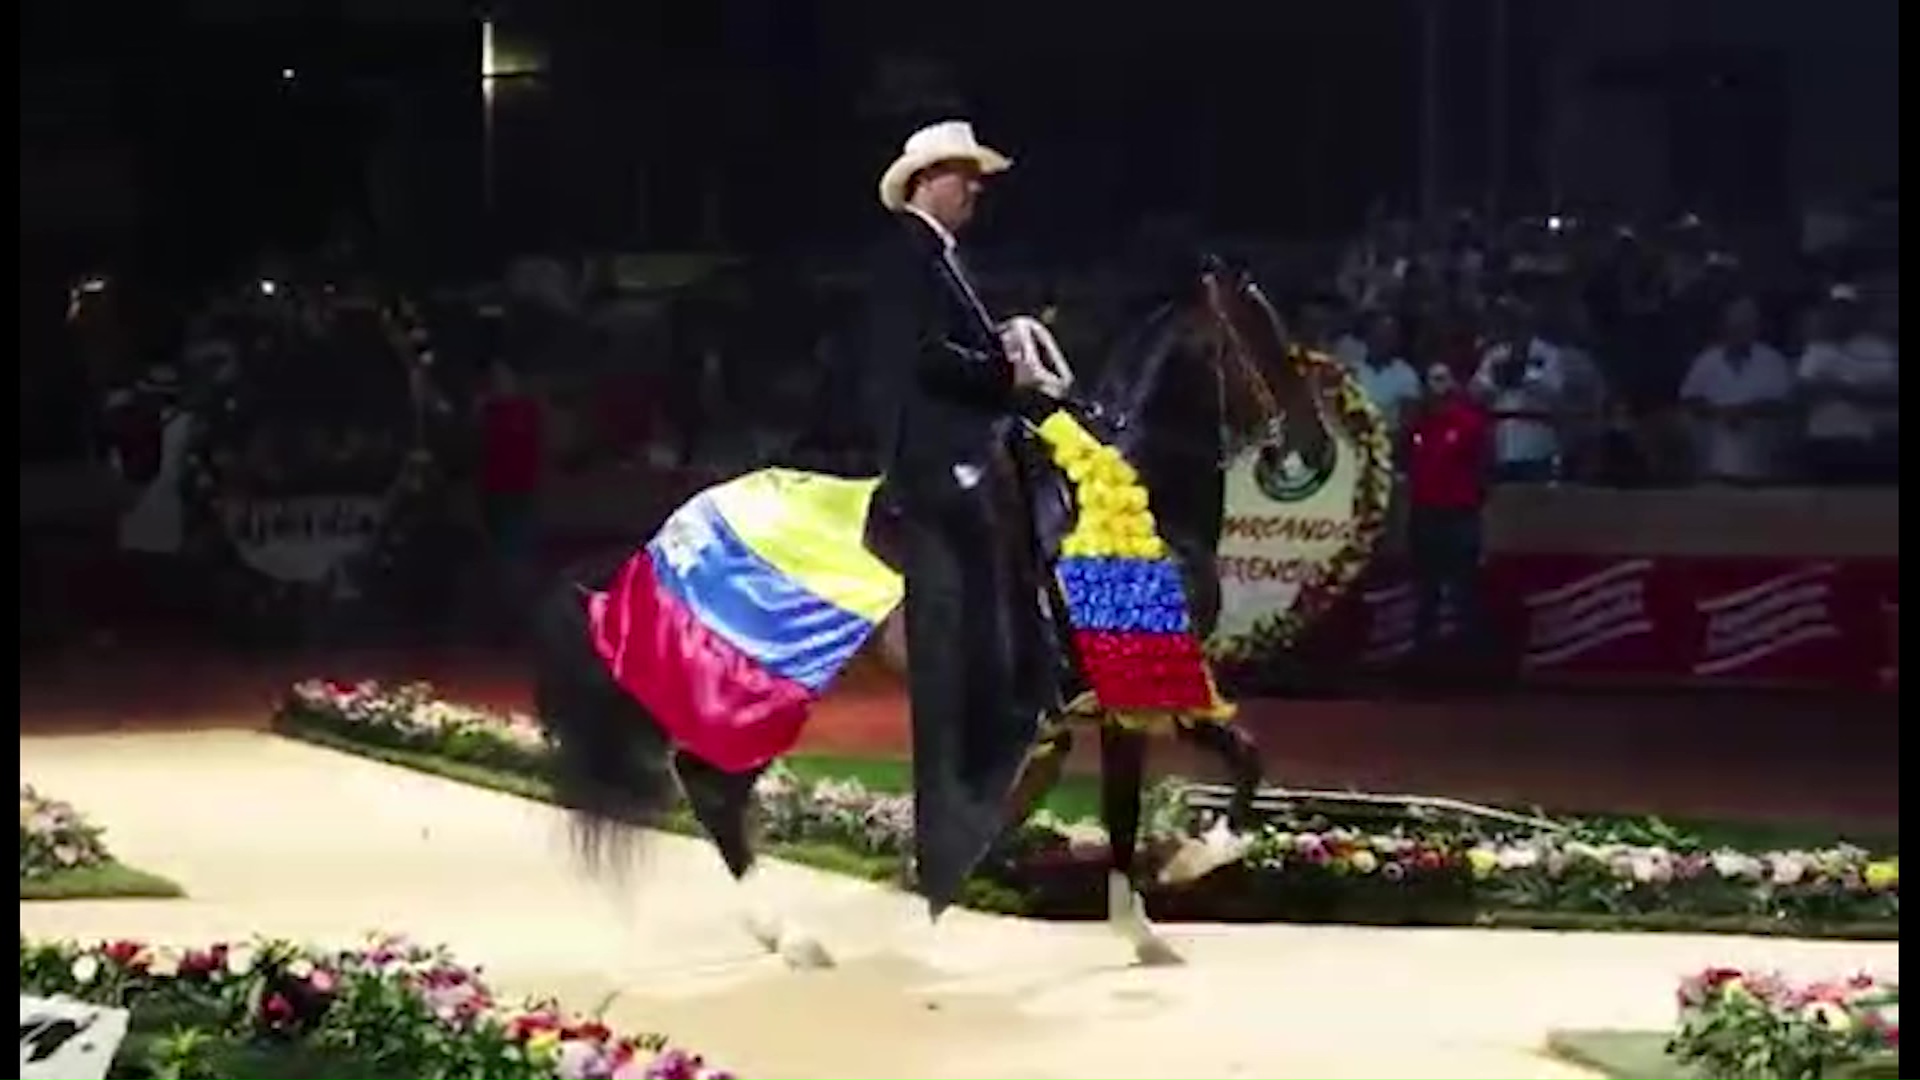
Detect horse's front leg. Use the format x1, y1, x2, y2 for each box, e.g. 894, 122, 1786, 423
673, 751, 833, 969
1098, 723, 1183, 966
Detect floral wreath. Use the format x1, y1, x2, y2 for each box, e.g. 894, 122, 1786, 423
1208, 345, 1395, 666
177, 300, 447, 621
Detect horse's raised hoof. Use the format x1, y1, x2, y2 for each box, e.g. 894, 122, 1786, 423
741, 910, 782, 954
775, 926, 836, 971
1157, 817, 1255, 887
1107, 871, 1184, 967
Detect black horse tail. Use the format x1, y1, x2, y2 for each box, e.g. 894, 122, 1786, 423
531, 551, 681, 880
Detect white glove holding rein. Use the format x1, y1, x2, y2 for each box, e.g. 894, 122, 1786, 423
1000, 314, 1075, 400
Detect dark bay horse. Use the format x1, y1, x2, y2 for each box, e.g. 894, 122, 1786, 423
533, 258, 1298, 968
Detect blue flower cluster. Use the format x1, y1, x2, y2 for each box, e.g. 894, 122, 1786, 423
1056, 556, 1192, 634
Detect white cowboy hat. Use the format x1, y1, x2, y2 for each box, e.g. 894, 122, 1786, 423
876, 120, 1013, 212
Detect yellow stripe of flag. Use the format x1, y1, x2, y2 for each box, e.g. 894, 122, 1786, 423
707, 469, 905, 623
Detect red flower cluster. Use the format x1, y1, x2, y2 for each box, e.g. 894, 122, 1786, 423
1073, 630, 1213, 711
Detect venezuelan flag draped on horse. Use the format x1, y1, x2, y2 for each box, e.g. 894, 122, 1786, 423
535, 257, 1388, 969
588, 407, 1230, 780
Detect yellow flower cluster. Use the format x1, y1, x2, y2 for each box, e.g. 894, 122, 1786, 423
1035, 411, 1166, 560
1864, 858, 1899, 889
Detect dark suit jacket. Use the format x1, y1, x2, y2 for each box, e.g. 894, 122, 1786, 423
862, 212, 1046, 513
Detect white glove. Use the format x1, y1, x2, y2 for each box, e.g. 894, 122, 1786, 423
1000, 315, 1074, 399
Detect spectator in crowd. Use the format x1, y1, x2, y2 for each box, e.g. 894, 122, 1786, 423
1471, 297, 1567, 483
1345, 309, 1422, 436
1536, 293, 1610, 480
1679, 294, 1796, 486
1404, 361, 1492, 664
1798, 284, 1900, 485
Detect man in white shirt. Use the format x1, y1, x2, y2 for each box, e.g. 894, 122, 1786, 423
1679, 294, 1795, 485
1345, 310, 1423, 435
1470, 299, 1567, 482
1798, 285, 1900, 485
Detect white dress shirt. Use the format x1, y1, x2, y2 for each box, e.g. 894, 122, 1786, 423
1471, 339, 1567, 466
1681, 342, 1794, 481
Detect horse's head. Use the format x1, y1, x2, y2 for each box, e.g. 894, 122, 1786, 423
1084, 253, 1308, 463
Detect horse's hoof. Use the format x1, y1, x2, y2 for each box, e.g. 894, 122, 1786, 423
1106, 871, 1184, 967
1132, 934, 1186, 967
1157, 820, 1255, 886
740, 911, 781, 954
776, 929, 835, 970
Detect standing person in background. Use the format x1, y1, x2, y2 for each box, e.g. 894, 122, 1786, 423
476, 357, 545, 640
1537, 294, 1610, 481
1471, 297, 1567, 483
1345, 310, 1423, 438
1404, 362, 1493, 672
1679, 294, 1795, 486
1797, 285, 1900, 485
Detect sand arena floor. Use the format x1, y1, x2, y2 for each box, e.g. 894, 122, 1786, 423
20, 730, 1900, 1079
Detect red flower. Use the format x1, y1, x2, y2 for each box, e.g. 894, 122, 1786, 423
1698, 967, 1744, 989
178, 949, 221, 979
566, 1020, 612, 1043
261, 992, 296, 1028
102, 940, 147, 970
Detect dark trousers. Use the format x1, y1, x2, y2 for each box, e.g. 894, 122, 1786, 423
898, 497, 1047, 912
1407, 504, 1486, 656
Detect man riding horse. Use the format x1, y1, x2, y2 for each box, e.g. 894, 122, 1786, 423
531, 121, 1345, 970
862, 119, 1075, 914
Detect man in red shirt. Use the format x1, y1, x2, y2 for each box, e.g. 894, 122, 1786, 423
1404, 361, 1492, 662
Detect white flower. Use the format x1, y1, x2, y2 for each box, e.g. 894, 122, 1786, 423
1805, 1001, 1854, 1032
147, 947, 181, 978
70, 955, 101, 984
1060, 821, 1110, 856
1769, 854, 1809, 886
1711, 850, 1763, 879
286, 958, 314, 979
225, 944, 257, 975
1348, 849, 1379, 874
1628, 853, 1672, 884
1496, 844, 1540, 871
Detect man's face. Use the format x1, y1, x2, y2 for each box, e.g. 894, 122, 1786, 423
1424, 364, 1458, 399
913, 161, 985, 232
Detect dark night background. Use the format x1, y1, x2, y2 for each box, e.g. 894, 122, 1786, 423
21, 0, 1899, 284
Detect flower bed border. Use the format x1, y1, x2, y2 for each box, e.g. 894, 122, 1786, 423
1548, 968, 1901, 1080
22, 862, 186, 901
20, 933, 732, 1080
273, 684, 1900, 940
21, 785, 185, 901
